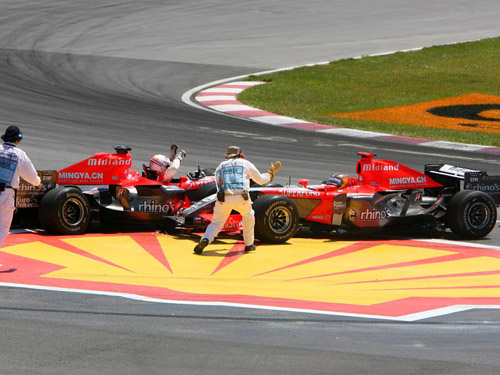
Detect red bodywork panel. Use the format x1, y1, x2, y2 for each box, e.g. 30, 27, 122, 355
56, 150, 215, 191
57, 151, 157, 187
355, 152, 442, 191
253, 152, 443, 227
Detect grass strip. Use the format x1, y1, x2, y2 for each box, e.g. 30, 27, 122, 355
240, 37, 500, 147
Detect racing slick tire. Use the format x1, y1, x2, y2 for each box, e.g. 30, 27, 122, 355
253, 194, 299, 243
187, 181, 217, 202
38, 187, 91, 235
446, 190, 497, 239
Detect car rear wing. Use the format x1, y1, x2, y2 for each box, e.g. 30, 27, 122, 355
425, 164, 500, 205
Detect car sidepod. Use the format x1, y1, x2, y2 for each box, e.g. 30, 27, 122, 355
87, 184, 187, 224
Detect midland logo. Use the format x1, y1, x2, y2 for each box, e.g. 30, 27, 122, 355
2, 233, 500, 321
362, 163, 399, 172
331, 93, 500, 133
87, 158, 132, 166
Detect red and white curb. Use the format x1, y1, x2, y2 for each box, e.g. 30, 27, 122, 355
192, 81, 500, 155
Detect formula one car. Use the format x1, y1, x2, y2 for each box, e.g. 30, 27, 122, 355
180, 152, 500, 242
13, 146, 217, 234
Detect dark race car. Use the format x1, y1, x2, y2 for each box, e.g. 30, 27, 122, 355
181, 152, 500, 243
13, 146, 217, 234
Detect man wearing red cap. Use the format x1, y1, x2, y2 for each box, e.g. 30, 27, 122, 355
193, 146, 281, 254
0, 126, 41, 253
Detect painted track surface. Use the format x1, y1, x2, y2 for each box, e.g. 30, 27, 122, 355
2, 0, 500, 373
4, 231, 500, 322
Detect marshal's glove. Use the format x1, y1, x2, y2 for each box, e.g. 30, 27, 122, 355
267, 161, 281, 181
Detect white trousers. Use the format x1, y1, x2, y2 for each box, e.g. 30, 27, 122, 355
203, 195, 255, 246
0, 190, 15, 248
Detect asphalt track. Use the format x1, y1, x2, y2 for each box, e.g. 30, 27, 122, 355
1, 1, 500, 374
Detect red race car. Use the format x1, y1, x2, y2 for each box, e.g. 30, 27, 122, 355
181, 152, 500, 242
13, 146, 216, 234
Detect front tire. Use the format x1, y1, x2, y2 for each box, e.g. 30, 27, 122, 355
446, 190, 497, 239
253, 195, 299, 243
38, 187, 91, 235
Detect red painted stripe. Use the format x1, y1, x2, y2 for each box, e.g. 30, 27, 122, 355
130, 233, 173, 274
216, 84, 259, 89
480, 147, 500, 154
253, 242, 372, 278
211, 242, 246, 275
196, 92, 238, 97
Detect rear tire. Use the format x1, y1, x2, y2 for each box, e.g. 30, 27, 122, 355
38, 187, 91, 235
253, 195, 299, 243
446, 190, 496, 239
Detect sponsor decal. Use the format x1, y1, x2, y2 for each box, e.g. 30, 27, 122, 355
58, 171, 104, 181
464, 171, 500, 204
116, 187, 130, 199
282, 189, 321, 198
3, 233, 500, 321
223, 219, 242, 230
185, 180, 209, 190
332, 194, 347, 225
333, 200, 345, 209
439, 164, 477, 176
87, 158, 131, 166
359, 208, 391, 221
363, 163, 399, 172
330, 93, 500, 133
389, 176, 427, 187
17, 170, 57, 208
311, 215, 330, 220
137, 200, 179, 214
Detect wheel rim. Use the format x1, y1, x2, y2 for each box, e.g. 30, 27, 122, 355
268, 206, 292, 234
62, 198, 85, 227
467, 202, 491, 230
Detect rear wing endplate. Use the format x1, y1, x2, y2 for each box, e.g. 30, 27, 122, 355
425, 164, 500, 205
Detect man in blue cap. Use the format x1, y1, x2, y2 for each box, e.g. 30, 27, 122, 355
0, 126, 41, 255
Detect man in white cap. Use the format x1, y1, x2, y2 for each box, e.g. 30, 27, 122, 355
193, 146, 281, 254
0, 126, 41, 253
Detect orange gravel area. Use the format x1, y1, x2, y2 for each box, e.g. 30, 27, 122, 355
331, 93, 500, 134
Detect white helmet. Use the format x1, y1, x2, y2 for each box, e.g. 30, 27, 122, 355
150, 154, 171, 174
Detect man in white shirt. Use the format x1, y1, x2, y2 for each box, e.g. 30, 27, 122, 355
193, 146, 281, 254
0, 126, 41, 253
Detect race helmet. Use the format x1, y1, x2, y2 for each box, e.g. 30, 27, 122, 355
327, 173, 349, 189
149, 154, 171, 174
